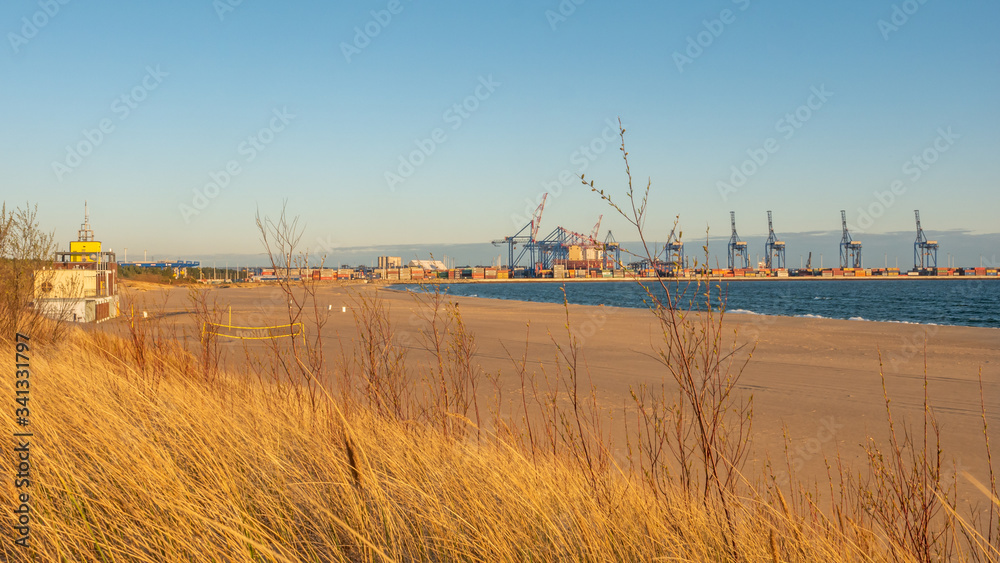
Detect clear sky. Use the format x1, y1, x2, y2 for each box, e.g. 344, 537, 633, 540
2, 1, 998, 266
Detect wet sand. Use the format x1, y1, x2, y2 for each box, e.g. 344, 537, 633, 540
113, 281, 1000, 491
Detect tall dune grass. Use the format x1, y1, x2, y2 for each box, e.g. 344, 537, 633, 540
3, 324, 916, 562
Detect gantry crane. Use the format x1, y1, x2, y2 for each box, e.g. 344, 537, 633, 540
535, 225, 603, 270
839, 210, 862, 269
603, 230, 621, 269
492, 194, 547, 274
913, 210, 938, 270
764, 210, 786, 269
728, 211, 749, 270
660, 223, 685, 273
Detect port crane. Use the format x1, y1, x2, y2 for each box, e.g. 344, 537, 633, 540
913, 210, 938, 270
603, 230, 621, 269
492, 194, 547, 273
839, 210, 863, 269
727, 211, 749, 270
661, 223, 685, 272
534, 223, 603, 270
764, 210, 786, 269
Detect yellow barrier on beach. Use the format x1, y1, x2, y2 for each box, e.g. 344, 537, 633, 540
202, 321, 305, 340
201, 305, 305, 340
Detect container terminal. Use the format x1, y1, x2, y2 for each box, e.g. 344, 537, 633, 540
32, 203, 999, 324
248, 203, 996, 283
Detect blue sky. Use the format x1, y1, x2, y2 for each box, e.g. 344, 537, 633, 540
2, 0, 998, 266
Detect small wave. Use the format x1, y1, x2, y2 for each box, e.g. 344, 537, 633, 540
849, 316, 867, 321
728, 309, 760, 315
813, 296, 832, 300
796, 313, 828, 319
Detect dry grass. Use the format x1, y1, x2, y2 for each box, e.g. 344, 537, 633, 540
1, 324, 917, 562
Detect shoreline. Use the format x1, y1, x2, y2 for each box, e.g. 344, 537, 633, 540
379, 279, 999, 330
383, 286, 1000, 330
378, 275, 1000, 284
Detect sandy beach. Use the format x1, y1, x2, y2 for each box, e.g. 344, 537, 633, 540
113, 281, 1000, 491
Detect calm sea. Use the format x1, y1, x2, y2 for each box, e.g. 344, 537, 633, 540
396, 280, 1000, 328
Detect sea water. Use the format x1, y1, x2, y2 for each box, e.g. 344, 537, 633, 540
396, 280, 1000, 328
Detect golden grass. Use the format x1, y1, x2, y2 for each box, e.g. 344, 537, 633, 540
0, 326, 916, 562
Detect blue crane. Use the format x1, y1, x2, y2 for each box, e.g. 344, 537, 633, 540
839, 210, 862, 269
492, 194, 547, 275
913, 210, 938, 270
728, 211, 749, 270
764, 210, 786, 269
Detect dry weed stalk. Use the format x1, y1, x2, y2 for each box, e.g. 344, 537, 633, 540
255, 201, 332, 412
583, 119, 754, 555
